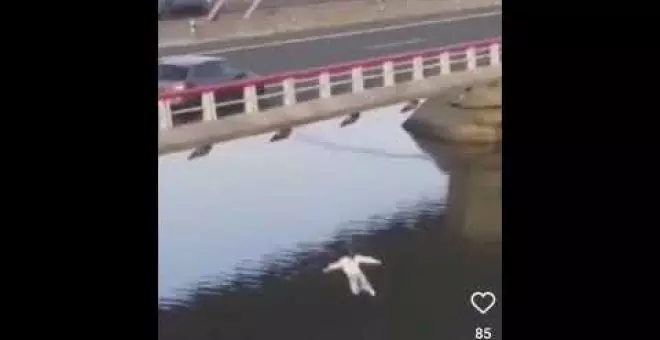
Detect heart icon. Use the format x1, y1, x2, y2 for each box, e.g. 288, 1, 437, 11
470, 291, 497, 315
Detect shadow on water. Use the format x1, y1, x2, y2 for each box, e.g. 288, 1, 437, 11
294, 133, 433, 161
159, 134, 501, 340
186, 133, 433, 163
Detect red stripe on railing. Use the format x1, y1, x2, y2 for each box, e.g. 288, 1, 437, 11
159, 37, 501, 100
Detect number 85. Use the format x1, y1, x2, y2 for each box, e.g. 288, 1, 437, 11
476, 327, 492, 339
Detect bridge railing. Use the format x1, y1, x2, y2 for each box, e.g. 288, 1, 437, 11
158, 37, 502, 131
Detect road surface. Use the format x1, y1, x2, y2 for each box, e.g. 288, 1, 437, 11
158, 9, 501, 74
160, 0, 392, 18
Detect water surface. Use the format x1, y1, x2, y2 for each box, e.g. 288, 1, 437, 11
158, 102, 502, 339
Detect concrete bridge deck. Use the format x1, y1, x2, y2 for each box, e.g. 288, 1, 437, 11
158, 66, 501, 155
158, 11, 502, 155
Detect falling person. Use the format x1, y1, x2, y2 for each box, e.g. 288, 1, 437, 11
323, 253, 382, 296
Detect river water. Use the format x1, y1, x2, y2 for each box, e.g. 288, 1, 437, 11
158, 102, 502, 340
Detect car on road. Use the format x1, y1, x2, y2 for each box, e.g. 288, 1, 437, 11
158, 54, 264, 112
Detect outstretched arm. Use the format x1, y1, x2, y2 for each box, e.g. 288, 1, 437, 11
323, 260, 343, 273
355, 255, 382, 265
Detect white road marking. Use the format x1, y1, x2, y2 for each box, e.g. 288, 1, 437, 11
164, 10, 501, 56
365, 38, 425, 50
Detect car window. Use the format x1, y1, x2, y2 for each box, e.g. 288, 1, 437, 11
191, 60, 234, 80
158, 64, 190, 81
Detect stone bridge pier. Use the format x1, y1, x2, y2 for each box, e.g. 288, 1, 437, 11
403, 79, 502, 143
408, 138, 501, 244
403, 78, 501, 243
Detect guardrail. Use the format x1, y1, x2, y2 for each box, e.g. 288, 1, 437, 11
158, 37, 501, 131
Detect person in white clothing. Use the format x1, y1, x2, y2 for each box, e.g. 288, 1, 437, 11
323, 252, 382, 296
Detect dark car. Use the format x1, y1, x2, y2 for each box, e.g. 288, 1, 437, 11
158, 54, 264, 111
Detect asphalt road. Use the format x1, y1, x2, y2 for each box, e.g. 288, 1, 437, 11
158, 9, 501, 74
159, 6, 500, 52
160, 0, 382, 19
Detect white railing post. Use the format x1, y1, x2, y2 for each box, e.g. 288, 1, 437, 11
319, 72, 331, 98
383, 61, 395, 86
282, 78, 296, 105
412, 56, 424, 80
243, 85, 259, 113
440, 52, 451, 75
201, 92, 217, 121
466, 47, 477, 70
351, 67, 364, 92
489, 43, 501, 66
158, 100, 173, 130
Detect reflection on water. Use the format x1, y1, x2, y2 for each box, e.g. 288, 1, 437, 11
158, 102, 501, 340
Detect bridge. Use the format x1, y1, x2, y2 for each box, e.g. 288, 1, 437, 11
158, 37, 501, 155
